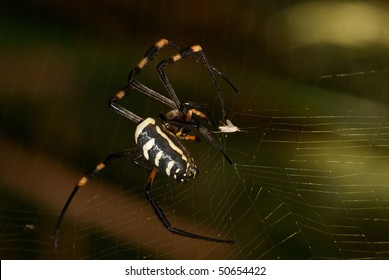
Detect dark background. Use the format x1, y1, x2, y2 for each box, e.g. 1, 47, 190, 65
1, 0, 389, 259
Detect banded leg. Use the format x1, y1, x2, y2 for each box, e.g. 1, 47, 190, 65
181, 101, 218, 128
110, 39, 180, 121
110, 38, 239, 123
156, 45, 227, 120
53, 149, 139, 251
126, 37, 238, 98
145, 167, 234, 243
128, 39, 180, 81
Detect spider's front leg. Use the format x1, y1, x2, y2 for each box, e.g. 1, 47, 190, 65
156, 45, 227, 119
110, 38, 180, 122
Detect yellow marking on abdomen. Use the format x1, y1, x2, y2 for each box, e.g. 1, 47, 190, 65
155, 125, 188, 162
135, 118, 156, 143
142, 138, 155, 160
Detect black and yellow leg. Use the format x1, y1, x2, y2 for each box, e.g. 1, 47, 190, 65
174, 127, 200, 142
180, 102, 219, 129
160, 115, 201, 142
128, 38, 179, 80
180, 134, 199, 142
185, 108, 208, 122
145, 167, 234, 244
53, 149, 138, 251
110, 38, 180, 121
110, 39, 239, 124
156, 45, 226, 119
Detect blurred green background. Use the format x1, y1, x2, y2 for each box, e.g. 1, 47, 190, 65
1, 0, 389, 259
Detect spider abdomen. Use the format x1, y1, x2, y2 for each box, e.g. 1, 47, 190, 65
135, 117, 199, 182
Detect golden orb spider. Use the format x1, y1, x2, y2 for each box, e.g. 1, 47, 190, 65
53, 39, 239, 250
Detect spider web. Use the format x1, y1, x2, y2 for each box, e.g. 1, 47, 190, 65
1, 0, 389, 260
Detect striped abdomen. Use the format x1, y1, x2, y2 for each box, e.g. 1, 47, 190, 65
135, 117, 199, 182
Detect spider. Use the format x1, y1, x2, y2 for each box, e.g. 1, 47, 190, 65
53, 38, 239, 250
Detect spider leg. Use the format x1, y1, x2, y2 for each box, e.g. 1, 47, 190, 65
110, 38, 180, 121
180, 102, 218, 128
163, 117, 232, 163
110, 39, 239, 124
109, 88, 144, 123
53, 148, 139, 251
161, 104, 230, 161
129, 80, 176, 108
139, 38, 239, 96
145, 167, 234, 244
132, 150, 153, 171
157, 45, 228, 120
209, 66, 240, 95
198, 125, 232, 165
128, 39, 179, 81
159, 113, 201, 142
124, 38, 181, 108
110, 82, 177, 122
